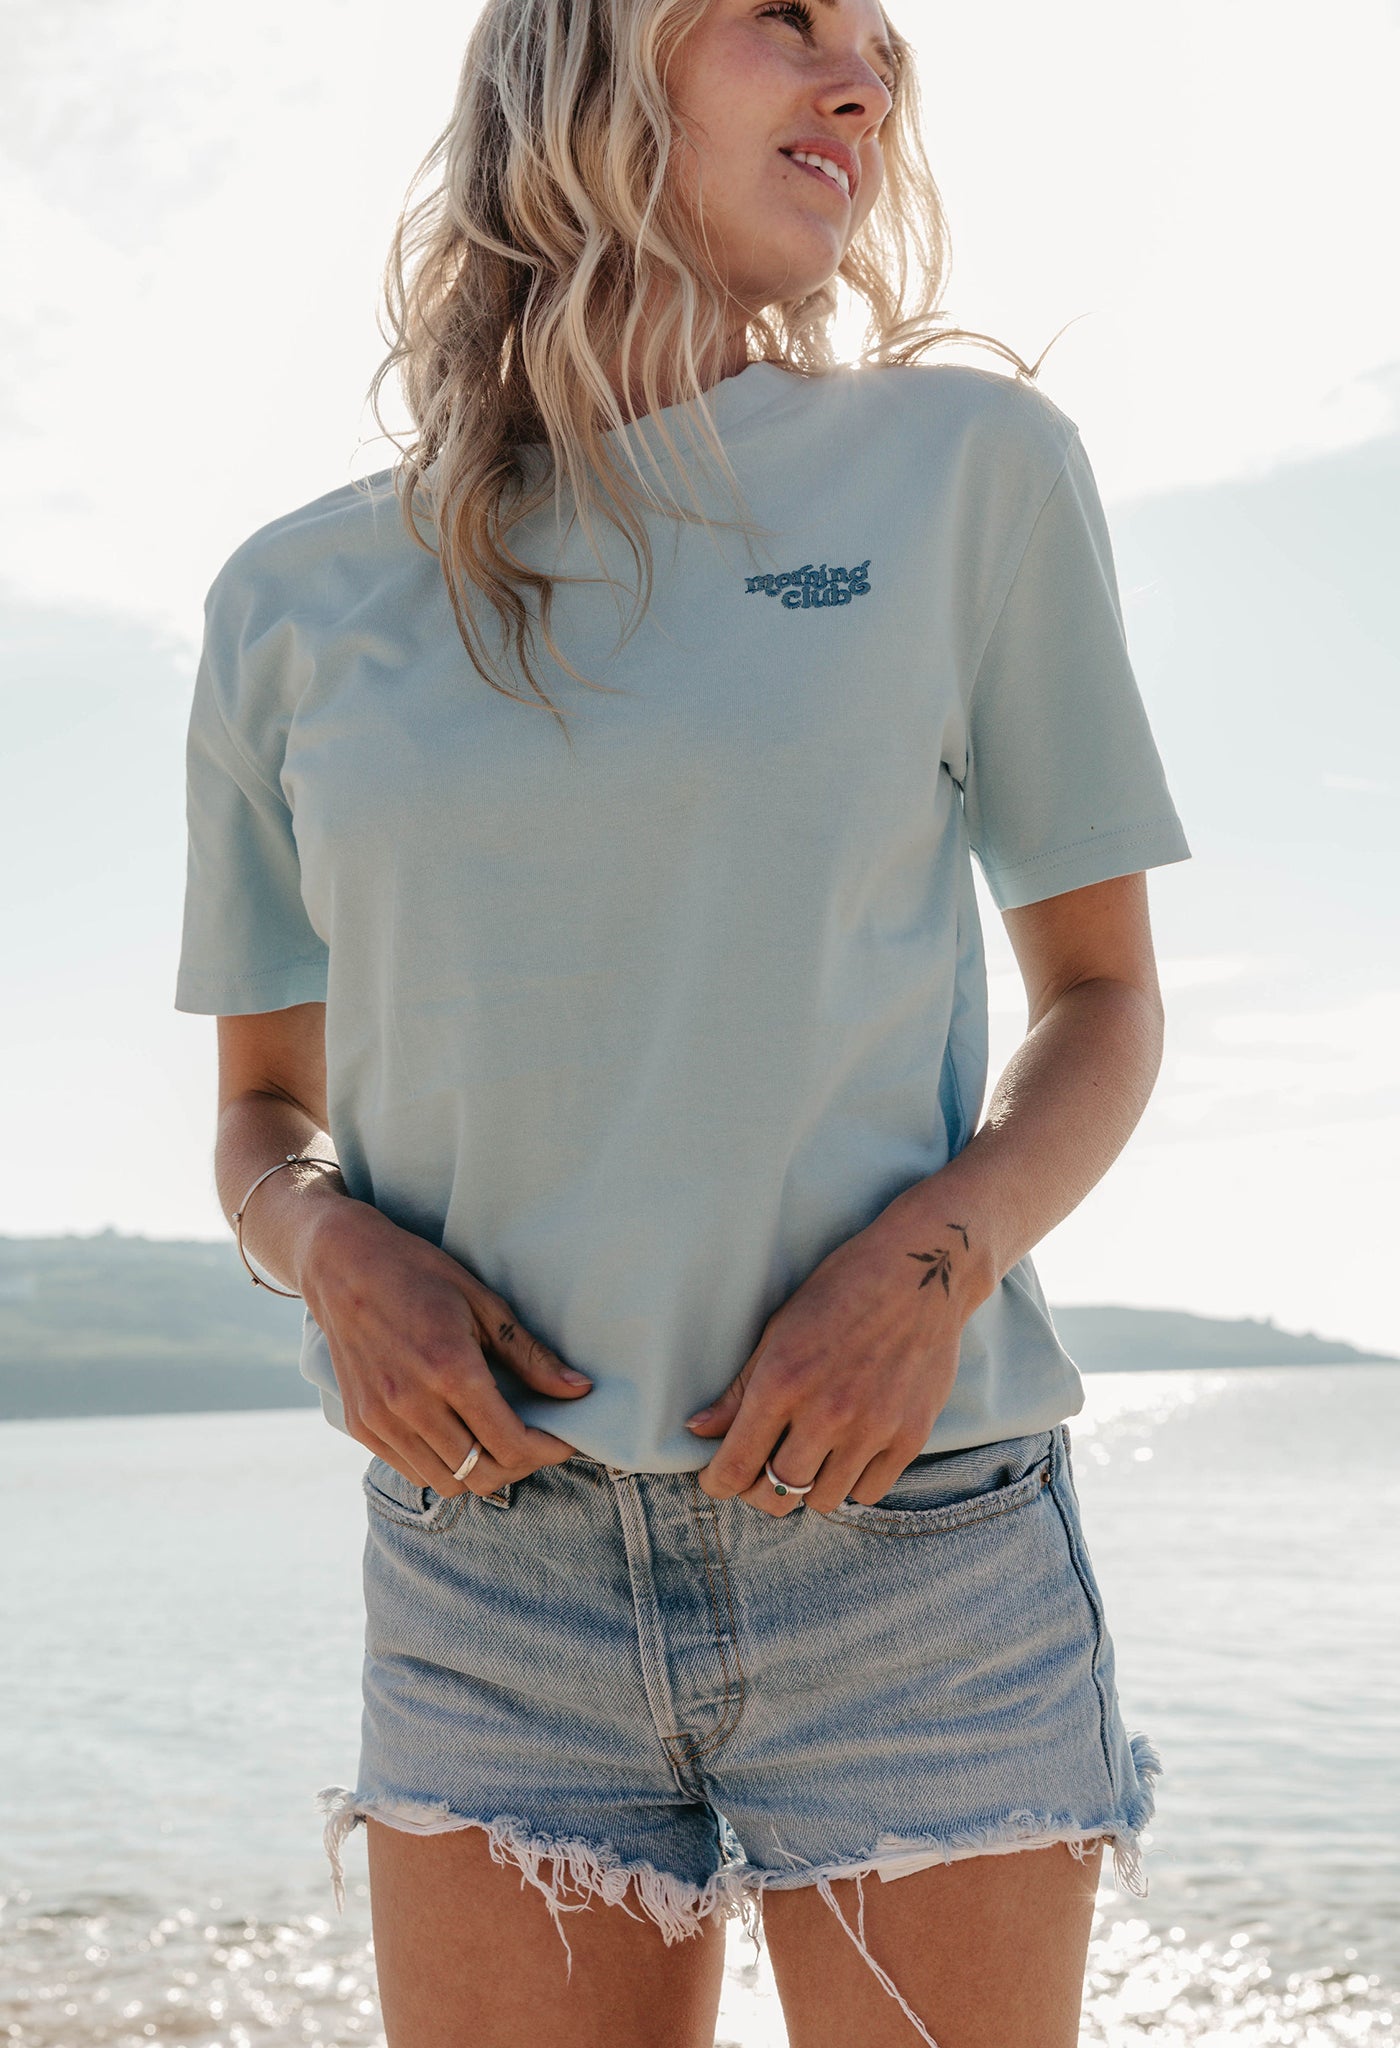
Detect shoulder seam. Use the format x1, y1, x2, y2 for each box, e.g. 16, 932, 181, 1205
965, 427, 1081, 713
197, 576, 294, 806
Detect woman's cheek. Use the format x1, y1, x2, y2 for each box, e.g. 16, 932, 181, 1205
855, 160, 883, 232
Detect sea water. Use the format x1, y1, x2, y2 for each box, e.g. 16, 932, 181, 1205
2, 1363, 1396, 2044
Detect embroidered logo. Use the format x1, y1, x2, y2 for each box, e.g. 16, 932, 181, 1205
744, 559, 871, 610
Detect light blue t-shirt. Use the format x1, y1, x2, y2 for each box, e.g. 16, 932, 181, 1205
176, 360, 1190, 1468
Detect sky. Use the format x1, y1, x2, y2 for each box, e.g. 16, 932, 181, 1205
3, 0, 1398, 1353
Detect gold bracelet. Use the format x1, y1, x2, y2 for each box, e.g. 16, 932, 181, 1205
231, 1154, 342, 1300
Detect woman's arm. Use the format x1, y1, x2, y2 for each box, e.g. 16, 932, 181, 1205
686, 871, 1166, 1513
881, 868, 1165, 1305
214, 1004, 344, 1292
216, 1004, 594, 1491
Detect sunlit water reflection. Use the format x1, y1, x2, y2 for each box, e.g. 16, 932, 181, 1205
3, 1365, 1395, 2044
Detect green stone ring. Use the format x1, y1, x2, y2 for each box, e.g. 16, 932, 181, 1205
764, 1459, 815, 1498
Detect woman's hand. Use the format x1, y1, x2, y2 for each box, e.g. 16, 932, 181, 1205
684, 1203, 990, 1517
301, 1197, 592, 1499
683, 876, 1169, 1518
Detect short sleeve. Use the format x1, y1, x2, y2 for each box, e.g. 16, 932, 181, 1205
961, 428, 1191, 912
174, 559, 330, 1015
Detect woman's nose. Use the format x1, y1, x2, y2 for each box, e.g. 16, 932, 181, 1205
814, 65, 892, 128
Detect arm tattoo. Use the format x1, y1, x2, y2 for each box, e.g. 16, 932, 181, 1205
907, 1223, 970, 1295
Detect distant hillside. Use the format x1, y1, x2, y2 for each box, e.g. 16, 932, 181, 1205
0, 1232, 1393, 1422
0, 1231, 310, 1420
1046, 1303, 1394, 1372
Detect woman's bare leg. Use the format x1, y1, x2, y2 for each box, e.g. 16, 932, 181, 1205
365, 1816, 728, 2048
762, 1839, 1105, 2048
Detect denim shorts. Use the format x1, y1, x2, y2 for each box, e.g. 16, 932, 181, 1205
319, 1420, 1159, 2030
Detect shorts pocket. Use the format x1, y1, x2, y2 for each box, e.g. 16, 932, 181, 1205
362, 1456, 469, 1532
824, 1430, 1054, 1537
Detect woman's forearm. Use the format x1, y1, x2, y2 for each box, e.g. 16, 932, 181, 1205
870, 975, 1166, 1313
215, 1091, 353, 1297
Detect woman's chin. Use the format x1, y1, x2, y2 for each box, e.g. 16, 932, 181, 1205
734, 240, 846, 307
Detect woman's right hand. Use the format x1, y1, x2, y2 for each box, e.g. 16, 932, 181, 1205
300, 1196, 593, 1498
213, 1008, 586, 1497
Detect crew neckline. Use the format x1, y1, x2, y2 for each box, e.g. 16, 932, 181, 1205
410, 360, 813, 504
620, 358, 794, 437
520, 358, 802, 460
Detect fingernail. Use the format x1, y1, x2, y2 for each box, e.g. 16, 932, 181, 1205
560, 1367, 592, 1386
686, 1407, 713, 1425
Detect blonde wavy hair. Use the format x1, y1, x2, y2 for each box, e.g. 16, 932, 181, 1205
365, 0, 1062, 736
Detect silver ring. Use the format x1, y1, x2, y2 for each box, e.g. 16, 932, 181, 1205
452, 1443, 482, 1483
764, 1458, 815, 1498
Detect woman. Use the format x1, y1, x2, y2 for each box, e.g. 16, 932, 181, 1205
175, 0, 1190, 2038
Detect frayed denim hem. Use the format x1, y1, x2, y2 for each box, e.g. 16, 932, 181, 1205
318, 1730, 1161, 2048
732, 1728, 1162, 1899
713, 1730, 1163, 2048
315, 1786, 761, 1977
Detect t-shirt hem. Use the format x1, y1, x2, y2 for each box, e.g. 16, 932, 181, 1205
983, 816, 1192, 912
174, 957, 330, 1015
311, 1371, 1093, 1474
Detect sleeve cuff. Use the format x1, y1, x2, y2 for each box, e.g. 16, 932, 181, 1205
174, 954, 330, 1015
980, 816, 1192, 912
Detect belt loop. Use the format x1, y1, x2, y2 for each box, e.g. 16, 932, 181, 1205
1054, 1421, 1073, 1487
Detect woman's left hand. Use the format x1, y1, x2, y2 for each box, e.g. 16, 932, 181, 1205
684, 1202, 989, 1517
